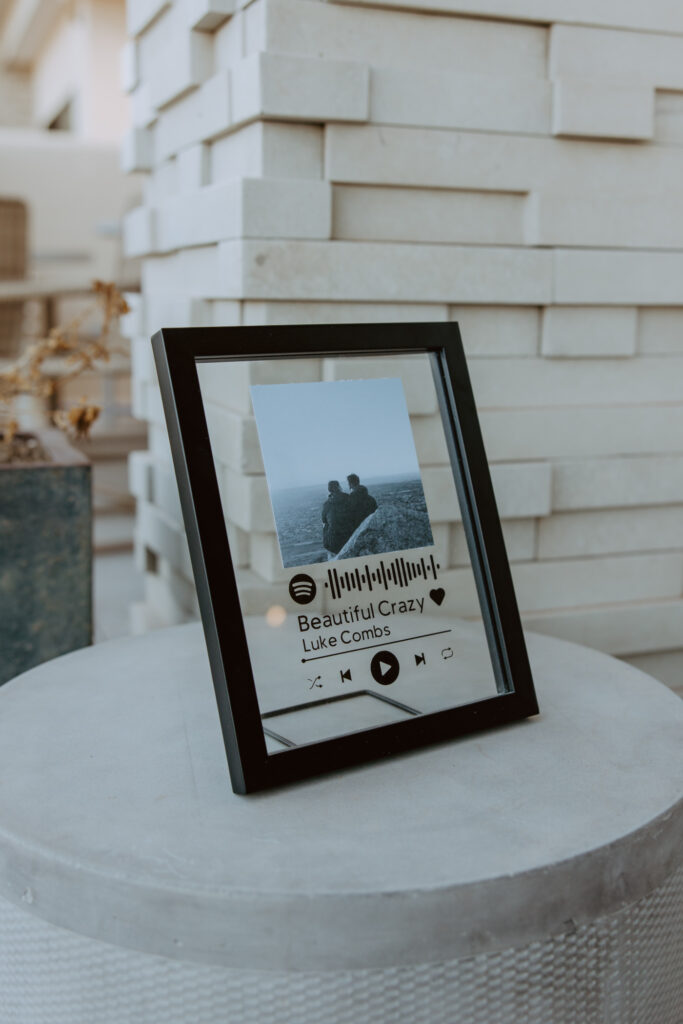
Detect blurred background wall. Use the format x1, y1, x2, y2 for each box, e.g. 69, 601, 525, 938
102, 0, 683, 692
0, 0, 138, 282
0, 0, 143, 553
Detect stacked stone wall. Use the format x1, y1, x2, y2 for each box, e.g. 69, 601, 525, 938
122, 0, 683, 693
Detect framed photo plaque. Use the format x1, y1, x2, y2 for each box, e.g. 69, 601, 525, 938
152, 323, 538, 794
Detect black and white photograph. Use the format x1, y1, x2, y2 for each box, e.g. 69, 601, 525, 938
250, 377, 434, 568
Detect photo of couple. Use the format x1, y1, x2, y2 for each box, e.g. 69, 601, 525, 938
250, 375, 433, 568
322, 474, 377, 557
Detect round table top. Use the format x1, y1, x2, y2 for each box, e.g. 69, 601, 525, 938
0, 624, 681, 970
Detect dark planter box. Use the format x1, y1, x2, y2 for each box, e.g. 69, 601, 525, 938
0, 430, 92, 685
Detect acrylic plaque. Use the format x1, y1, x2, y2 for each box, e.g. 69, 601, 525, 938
152, 323, 538, 794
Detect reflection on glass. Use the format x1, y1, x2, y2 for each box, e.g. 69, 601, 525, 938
196, 353, 500, 752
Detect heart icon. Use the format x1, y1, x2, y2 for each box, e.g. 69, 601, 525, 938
429, 588, 445, 606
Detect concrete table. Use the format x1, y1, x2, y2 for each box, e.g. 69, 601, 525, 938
0, 624, 681, 1024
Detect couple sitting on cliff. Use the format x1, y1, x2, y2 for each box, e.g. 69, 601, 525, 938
322, 474, 378, 558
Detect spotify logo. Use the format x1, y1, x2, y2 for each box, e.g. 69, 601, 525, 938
289, 573, 317, 605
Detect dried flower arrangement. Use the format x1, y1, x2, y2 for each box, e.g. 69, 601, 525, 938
0, 281, 130, 464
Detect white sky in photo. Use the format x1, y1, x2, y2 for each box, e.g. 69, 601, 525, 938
250, 377, 423, 491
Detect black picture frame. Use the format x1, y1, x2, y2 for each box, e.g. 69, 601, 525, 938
152, 323, 538, 794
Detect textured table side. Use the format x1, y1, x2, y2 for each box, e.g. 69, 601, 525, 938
0, 624, 681, 1024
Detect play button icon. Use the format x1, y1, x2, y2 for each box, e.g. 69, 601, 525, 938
370, 650, 400, 686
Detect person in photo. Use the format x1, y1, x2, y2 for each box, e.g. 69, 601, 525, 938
322, 481, 355, 558
347, 473, 378, 531
250, 377, 433, 567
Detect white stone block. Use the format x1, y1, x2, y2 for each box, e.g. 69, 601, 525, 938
150, 458, 183, 521
129, 450, 154, 503
227, 522, 251, 569
143, 158, 178, 206
210, 300, 241, 326
325, 124, 531, 191
148, 423, 173, 461
443, 550, 679, 620
214, 7, 244, 66
524, 599, 683, 658
154, 89, 203, 162
451, 518, 536, 567
555, 249, 683, 306
451, 307, 539, 357
211, 122, 324, 181
121, 127, 153, 173
131, 84, 156, 129
153, 69, 233, 156
421, 462, 550, 523
131, 335, 156, 385
156, 184, 238, 251
541, 307, 637, 358
177, 144, 210, 191
552, 78, 654, 141
208, 125, 258, 180
249, 0, 547, 79
552, 455, 683, 511
469, 356, 683, 408
333, 186, 524, 246
249, 533, 290, 583
654, 90, 683, 145
513, 552, 683, 614
142, 246, 226, 298
479, 405, 683, 462
143, 382, 166, 427
204, 402, 263, 473
144, 295, 212, 335
127, 0, 170, 37
250, 358, 323, 386
148, 22, 213, 111
324, 124, 683, 196
322, 356, 438, 415
638, 309, 683, 355
121, 41, 139, 94
220, 468, 274, 531
218, 240, 553, 304
549, 23, 683, 90
195, 70, 232, 142
491, 463, 552, 519
156, 179, 331, 251
231, 53, 370, 126
241, 178, 332, 239
349, 0, 683, 36
132, 374, 149, 421
411, 415, 450, 467
182, 0, 235, 31
198, 356, 322, 415
525, 192, 683, 250
136, 1, 177, 74
370, 67, 550, 134
242, 302, 448, 325
120, 294, 144, 338
138, 500, 187, 571
538, 506, 683, 560
123, 206, 157, 258
158, 557, 199, 616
